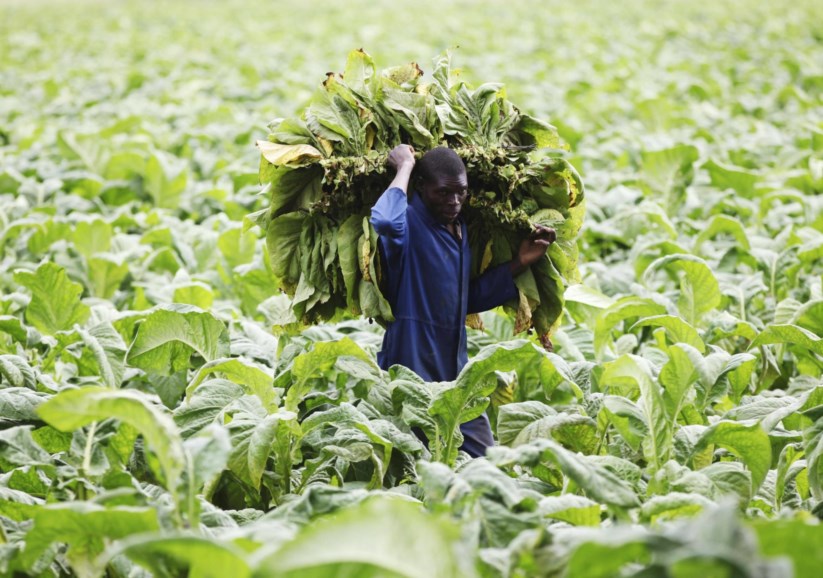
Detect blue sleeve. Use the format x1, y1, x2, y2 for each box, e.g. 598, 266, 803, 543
467, 262, 519, 314
370, 187, 407, 240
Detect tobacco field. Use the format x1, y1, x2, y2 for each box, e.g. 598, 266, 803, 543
0, 0, 822, 576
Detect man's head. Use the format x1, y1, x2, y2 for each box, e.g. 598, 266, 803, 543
415, 146, 468, 225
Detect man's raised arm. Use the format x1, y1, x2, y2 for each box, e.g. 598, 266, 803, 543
370, 144, 415, 239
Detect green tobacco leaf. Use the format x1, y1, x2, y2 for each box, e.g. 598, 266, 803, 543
692, 420, 771, 491
283, 337, 377, 412
19, 503, 159, 577
337, 215, 363, 310
630, 315, 705, 352
497, 401, 556, 446
488, 439, 640, 509
186, 358, 274, 408
658, 344, 700, 420
15, 262, 90, 335
110, 534, 251, 578
0, 354, 37, 389
77, 322, 127, 388
601, 354, 671, 470
694, 214, 751, 253
0, 425, 52, 466
0, 388, 48, 422
256, 140, 323, 166
226, 399, 298, 491
751, 519, 823, 578
704, 158, 759, 197
600, 395, 648, 452
639, 492, 713, 523
174, 379, 246, 439
562, 530, 651, 578
38, 387, 185, 491
184, 424, 231, 492
539, 495, 601, 526
87, 255, 129, 299
73, 218, 112, 259
459, 340, 577, 399
750, 324, 823, 354
803, 414, 823, 500
497, 402, 597, 452
0, 315, 40, 348
145, 151, 187, 209
251, 496, 473, 578
640, 144, 699, 212
594, 297, 667, 360
643, 254, 720, 326
126, 304, 230, 375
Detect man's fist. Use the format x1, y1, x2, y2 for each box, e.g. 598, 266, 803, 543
511, 224, 556, 274
387, 144, 415, 171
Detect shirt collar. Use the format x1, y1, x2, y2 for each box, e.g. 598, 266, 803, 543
410, 190, 465, 232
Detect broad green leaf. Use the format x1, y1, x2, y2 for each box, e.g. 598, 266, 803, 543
256, 140, 323, 166
600, 395, 648, 451
87, 255, 129, 299
126, 304, 230, 375
19, 503, 159, 577
692, 420, 771, 491
497, 401, 597, 452
0, 315, 40, 349
110, 534, 251, 578
704, 158, 759, 197
497, 401, 556, 446
173, 283, 214, 309
630, 315, 705, 352
640, 144, 699, 212
564, 284, 616, 309
251, 496, 473, 578
0, 354, 37, 389
0, 388, 48, 422
0, 425, 52, 466
694, 214, 750, 253
750, 324, 823, 354
226, 398, 299, 491
659, 344, 700, 420
563, 532, 650, 578
74, 218, 112, 259
751, 519, 823, 578
38, 387, 185, 490
283, 337, 377, 411
174, 379, 246, 439
488, 439, 641, 509
145, 151, 187, 209
186, 357, 274, 407
643, 254, 720, 326
640, 492, 713, 523
594, 297, 667, 360
803, 413, 823, 500
76, 322, 127, 388
15, 262, 90, 335
184, 424, 231, 492
539, 495, 601, 526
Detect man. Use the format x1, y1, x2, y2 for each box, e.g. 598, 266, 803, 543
370, 143, 555, 458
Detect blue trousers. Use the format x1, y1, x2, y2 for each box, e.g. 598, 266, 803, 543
413, 413, 495, 459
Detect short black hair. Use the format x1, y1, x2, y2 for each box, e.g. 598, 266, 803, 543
414, 146, 466, 184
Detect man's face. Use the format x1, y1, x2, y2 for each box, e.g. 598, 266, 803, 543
419, 171, 468, 225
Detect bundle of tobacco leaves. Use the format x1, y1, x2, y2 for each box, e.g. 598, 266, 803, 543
252, 49, 585, 343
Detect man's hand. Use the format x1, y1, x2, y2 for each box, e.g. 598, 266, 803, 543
387, 144, 415, 193
511, 224, 556, 275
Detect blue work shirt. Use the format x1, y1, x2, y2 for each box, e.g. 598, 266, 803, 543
370, 186, 519, 381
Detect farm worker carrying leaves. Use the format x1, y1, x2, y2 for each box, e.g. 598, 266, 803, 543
371, 143, 556, 458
